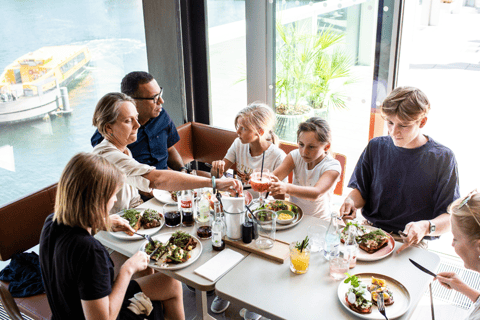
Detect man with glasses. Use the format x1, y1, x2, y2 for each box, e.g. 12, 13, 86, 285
91, 71, 186, 174
339, 86, 460, 253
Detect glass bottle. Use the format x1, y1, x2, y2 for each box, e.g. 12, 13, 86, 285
179, 189, 194, 227
212, 200, 226, 251
344, 225, 358, 269
196, 189, 212, 239
323, 212, 340, 260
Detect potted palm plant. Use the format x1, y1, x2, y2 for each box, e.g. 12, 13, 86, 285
274, 23, 356, 141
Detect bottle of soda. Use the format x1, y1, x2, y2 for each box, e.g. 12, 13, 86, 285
344, 225, 358, 268
323, 211, 340, 260
196, 189, 212, 239
179, 189, 194, 227
212, 200, 226, 251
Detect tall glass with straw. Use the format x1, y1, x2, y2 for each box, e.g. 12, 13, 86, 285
249, 152, 270, 205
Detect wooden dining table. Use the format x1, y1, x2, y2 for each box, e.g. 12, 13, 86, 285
95, 197, 441, 320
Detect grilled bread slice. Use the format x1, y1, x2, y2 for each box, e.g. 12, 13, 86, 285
141, 209, 162, 229
122, 209, 142, 235
358, 229, 389, 254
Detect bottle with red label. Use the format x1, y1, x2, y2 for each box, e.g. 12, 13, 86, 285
179, 189, 195, 227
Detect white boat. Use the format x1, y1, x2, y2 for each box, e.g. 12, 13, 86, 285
0, 45, 91, 124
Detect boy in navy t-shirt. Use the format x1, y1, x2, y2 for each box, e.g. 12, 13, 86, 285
340, 86, 460, 253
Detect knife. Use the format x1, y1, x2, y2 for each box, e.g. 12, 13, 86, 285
409, 258, 437, 277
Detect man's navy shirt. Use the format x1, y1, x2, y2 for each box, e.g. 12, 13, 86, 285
91, 109, 180, 170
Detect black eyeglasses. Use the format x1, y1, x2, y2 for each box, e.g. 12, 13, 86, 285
134, 87, 163, 104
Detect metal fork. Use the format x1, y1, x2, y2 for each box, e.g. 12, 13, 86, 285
377, 292, 388, 320
134, 232, 156, 248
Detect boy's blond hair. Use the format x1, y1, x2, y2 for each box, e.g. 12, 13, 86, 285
448, 192, 480, 241
381, 86, 430, 122
234, 102, 279, 145
54, 153, 124, 233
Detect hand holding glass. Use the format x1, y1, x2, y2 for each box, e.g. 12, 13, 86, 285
249, 168, 271, 205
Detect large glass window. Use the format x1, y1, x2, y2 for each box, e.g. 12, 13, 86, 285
397, 2, 480, 256
0, 0, 148, 206
206, 0, 247, 130
274, 0, 380, 193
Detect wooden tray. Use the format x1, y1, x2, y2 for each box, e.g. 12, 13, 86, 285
224, 237, 290, 264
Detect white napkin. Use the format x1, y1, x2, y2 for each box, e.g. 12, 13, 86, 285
194, 249, 244, 282
222, 196, 245, 213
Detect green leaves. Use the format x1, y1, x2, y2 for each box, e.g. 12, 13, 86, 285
344, 273, 360, 288
295, 235, 310, 253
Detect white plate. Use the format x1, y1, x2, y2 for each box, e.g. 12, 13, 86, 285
337, 273, 411, 319
249, 200, 303, 230
109, 208, 164, 240
153, 189, 177, 204
356, 226, 396, 262
140, 232, 203, 270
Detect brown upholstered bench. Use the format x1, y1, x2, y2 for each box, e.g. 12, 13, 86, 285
175, 121, 346, 195
0, 183, 56, 319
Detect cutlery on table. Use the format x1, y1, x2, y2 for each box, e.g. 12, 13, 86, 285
377, 292, 388, 320
409, 258, 437, 277
134, 232, 156, 248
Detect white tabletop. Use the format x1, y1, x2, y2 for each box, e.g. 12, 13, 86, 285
215, 216, 441, 320
95, 198, 249, 291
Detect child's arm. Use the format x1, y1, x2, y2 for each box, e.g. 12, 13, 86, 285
270, 169, 339, 200
211, 159, 234, 178
272, 154, 295, 181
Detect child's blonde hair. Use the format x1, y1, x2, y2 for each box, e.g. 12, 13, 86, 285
297, 117, 332, 146
234, 102, 278, 145
448, 191, 480, 241
381, 86, 430, 122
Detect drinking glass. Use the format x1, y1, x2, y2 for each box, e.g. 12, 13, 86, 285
289, 242, 311, 274
253, 209, 276, 249
329, 256, 349, 280
163, 203, 181, 227
307, 225, 326, 253
249, 168, 271, 205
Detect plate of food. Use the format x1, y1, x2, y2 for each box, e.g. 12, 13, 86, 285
141, 231, 203, 270
250, 200, 303, 230
341, 224, 395, 261
153, 189, 178, 204
109, 208, 165, 240
338, 273, 410, 319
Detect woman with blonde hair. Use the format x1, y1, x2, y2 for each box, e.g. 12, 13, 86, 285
92, 92, 241, 213
436, 190, 480, 319
40, 153, 185, 319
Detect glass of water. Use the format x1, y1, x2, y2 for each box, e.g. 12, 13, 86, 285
307, 225, 326, 253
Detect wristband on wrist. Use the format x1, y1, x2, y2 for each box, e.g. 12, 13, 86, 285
211, 176, 216, 191
180, 166, 187, 172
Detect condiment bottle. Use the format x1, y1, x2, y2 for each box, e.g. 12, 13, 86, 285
196, 188, 212, 239
212, 200, 226, 251
179, 189, 194, 227
344, 225, 358, 268
323, 211, 340, 260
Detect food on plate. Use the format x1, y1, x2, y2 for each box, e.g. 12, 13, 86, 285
258, 200, 299, 214
340, 222, 367, 244
255, 210, 272, 222
170, 191, 178, 202
368, 277, 394, 306
141, 209, 163, 229
358, 229, 389, 254
344, 273, 373, 314
277, 211, 294, 221
122, 209, 142, 235
144, 231, 198, 265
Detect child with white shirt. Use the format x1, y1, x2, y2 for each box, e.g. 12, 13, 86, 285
209, 102, 286, 315
270, 117, 341, 220
211, 103, 286, 187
